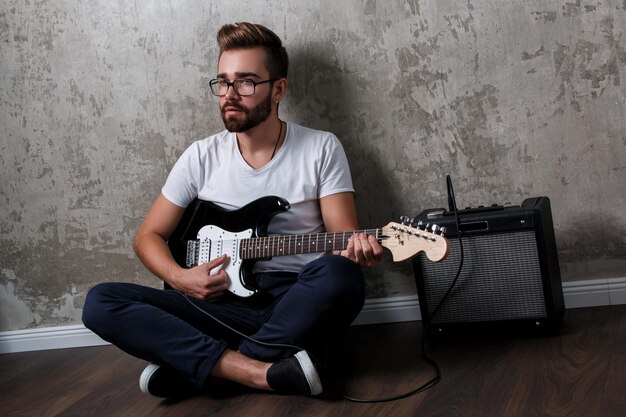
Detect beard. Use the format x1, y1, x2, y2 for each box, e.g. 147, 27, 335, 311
220, 93, 273, 133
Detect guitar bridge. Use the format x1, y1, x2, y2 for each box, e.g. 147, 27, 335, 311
186, 239, 200, 267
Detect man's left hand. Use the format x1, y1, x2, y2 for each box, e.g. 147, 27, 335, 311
338, 233, 384, 267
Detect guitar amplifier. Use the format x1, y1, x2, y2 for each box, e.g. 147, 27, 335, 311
412, 196, 565, 336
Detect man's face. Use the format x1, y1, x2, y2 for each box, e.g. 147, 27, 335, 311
217, 48, 274, 133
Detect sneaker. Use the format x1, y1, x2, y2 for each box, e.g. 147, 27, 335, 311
139, 363, 198, 398
266, 351, 323, 396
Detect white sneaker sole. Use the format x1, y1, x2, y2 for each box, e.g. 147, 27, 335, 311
294, 351, 323, 396
139, 363, 161, 396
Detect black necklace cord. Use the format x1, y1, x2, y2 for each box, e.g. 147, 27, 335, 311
235, 119, 283, 164
270, 119, 283, 160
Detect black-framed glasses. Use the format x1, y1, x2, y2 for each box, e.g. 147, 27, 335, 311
209, 78, 279, 97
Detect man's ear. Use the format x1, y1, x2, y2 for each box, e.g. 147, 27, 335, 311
273, 78, 288, 103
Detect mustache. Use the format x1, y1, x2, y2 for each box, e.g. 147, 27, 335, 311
221, 101, 247, 113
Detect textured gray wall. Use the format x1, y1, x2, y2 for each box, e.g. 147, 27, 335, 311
1, 0, 625, 331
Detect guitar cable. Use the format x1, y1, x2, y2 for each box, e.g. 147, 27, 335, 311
177, 290, 307, 353
341, 174, 465, 403
174, 175, 465, 403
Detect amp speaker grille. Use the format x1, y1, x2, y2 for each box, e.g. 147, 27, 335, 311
417, 230, 547, 324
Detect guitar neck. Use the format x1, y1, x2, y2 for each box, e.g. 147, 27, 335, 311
240, 228, 382, 259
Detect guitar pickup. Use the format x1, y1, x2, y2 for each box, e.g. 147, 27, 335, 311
186, 239, 200, 267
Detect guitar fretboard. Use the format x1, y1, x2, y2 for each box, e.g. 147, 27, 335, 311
239, 228, 383, 259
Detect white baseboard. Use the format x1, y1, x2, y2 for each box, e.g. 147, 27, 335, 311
352, 295, 421, 325
1, 277, 624, 354
0, 324, 109, 354
562, 277, 626, 308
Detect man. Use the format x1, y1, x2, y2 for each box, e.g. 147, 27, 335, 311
83, 22, 383, 399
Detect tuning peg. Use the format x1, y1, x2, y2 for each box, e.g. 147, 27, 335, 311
440, 226, 447, 236
431, 224, 440, 234
417, 220, 424, 230
399, 215, 409, 225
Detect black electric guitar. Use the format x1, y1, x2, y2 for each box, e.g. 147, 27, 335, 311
168, 196, 449, 297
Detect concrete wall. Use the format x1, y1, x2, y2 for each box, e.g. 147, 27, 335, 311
1, 0, 625, 331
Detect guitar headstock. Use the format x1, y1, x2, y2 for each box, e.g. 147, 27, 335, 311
380, 218, 450, 263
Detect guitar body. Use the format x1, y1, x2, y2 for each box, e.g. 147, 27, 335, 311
167, 196, 291, 296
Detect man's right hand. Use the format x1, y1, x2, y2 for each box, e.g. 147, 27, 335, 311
171, 254, 230, 301
135, 194, 232, 302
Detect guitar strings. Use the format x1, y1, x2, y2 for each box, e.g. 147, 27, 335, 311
211, 229, 386, 260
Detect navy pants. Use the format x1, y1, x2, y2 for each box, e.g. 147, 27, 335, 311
82, 255, 364, 387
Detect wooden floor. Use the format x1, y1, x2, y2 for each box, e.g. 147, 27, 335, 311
1, 305, 625, 417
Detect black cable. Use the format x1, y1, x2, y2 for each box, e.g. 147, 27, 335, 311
342, 175, 465, 403
341, 331, 441, 403
178, 291, 307, 352
425, 175, 465, 326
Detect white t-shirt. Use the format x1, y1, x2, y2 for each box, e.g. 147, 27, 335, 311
162, 122, 354, 272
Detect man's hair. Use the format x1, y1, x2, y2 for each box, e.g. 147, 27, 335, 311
217, 22, 289, 79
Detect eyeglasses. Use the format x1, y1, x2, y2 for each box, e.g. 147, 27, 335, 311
209, 78, 279, 97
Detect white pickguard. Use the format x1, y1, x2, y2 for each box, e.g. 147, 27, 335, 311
196, 225, 255, 297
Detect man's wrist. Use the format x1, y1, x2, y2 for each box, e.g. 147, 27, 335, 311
165, 264, 186, 289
